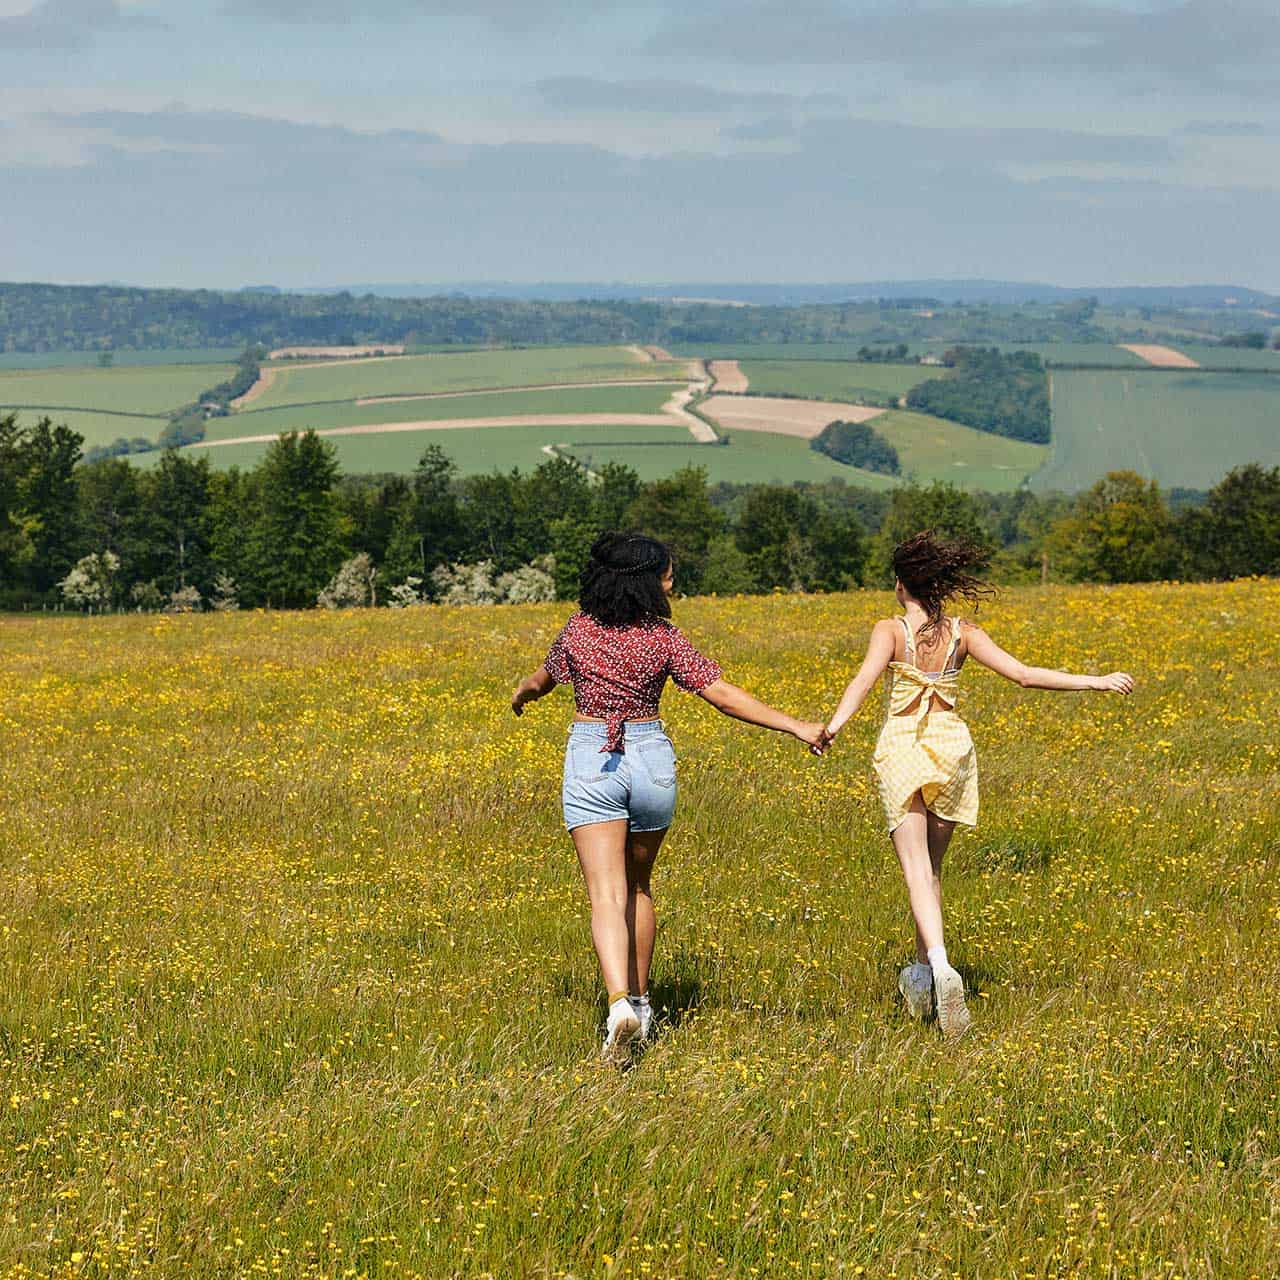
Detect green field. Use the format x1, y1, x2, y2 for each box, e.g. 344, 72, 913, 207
171, 424, 688, 477
248, 345, 674, 410
3, 583, 1278, 1277
875, 410, 1048, 492
737, 359, 941, 403
0, 363, 236, 448
1, 407, 164, 450
0, 363, 235, 417
566, 429, 897, 488
1034, 369, 1280, 492
210, 383, 679, 440
1168, 344, 1280, 370
0, 348, 243, 370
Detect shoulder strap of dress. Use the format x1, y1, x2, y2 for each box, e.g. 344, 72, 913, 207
899, 616, 914, 660
946, 616, 962, 666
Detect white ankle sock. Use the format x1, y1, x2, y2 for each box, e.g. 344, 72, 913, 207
927, 945, 952, 972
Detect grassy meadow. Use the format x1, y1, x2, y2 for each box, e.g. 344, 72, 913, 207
248, 347, 674, 412
2, 581, 1279, 1278
0, 365, 236, 447
1034, 370, 1280, 492
736, 361, 941, 405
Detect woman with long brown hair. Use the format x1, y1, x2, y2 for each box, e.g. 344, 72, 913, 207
821, 531, 1133, 1037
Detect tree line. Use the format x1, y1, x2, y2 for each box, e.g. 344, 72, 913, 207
0, 282, 1210, 357
2, 413, 1277, 613
905, 347, 1051, 443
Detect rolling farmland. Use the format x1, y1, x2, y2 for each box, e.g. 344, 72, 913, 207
246, 345, 679, 410
1033, 369, 1280, 492
737, 359, 942, 403
875, 410, 1048, 491
0, 362, 236, 446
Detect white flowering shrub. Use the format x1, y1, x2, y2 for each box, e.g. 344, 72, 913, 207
430, 560, 499, 606
209, 571, 240, 612
165, 585, 203, 613
387, 576, 428, 609
318, 553, 378, 609
496, 555, 557, 604
58, 551, 120, 612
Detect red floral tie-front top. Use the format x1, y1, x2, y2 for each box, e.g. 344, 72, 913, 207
544, 612, 722, 751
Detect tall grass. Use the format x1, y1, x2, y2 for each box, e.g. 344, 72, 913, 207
2, 582, 1277, 1278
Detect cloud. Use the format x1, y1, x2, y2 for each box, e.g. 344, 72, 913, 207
534, 76, 843, 116
0, 0, 161, 50
652, 1, 1280, 93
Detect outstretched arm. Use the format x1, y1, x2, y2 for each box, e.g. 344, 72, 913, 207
825, 619, 897, 739
511, 665, 555, 715
965, 624, 1133, 693
697, 679, 827, 750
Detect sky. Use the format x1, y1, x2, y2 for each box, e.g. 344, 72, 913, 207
1, 0, 1277, 290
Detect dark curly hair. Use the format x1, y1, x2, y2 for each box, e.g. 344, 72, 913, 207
892, 529, 996, 645
579, 531, 672, 626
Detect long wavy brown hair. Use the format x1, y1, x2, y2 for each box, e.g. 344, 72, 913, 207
892, 530, 997, 646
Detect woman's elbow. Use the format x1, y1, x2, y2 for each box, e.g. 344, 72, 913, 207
1014, 666, 1036, 688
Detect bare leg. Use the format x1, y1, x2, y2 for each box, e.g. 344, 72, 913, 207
912, 808, 957, 963
892, 794, 945, 956
625, 827, 666, 994
572, 819, 632, 998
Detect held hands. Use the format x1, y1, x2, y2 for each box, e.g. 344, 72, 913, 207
792, 720, 832, 756
1095, 671, 1135, 695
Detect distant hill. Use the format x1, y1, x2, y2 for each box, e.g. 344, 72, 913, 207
299, 280, 1280, 310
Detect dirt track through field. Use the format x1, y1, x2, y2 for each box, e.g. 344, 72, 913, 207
1119, 344, 1200, 368
701, 395, 884, 439
191, 413, 690, 450
354, 379, 682, 407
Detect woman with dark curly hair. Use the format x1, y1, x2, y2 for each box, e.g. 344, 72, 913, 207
512, 531, 826, 1061
822, 530, 1133, 1038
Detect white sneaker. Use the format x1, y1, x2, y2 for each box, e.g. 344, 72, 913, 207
933, 965, 972, 1039
601, 998, 640, 1062
898, 963, 934, 1022
629, 995, 653, 1042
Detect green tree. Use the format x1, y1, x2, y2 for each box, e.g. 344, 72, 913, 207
1046, 470, 1179, 583
1176, 463, 1280, 579
701, 533, 756, 595
75, 458, 150, 595
383, 446, 464, 584
735, 486, 821, 591
591, 462, 642, 530
12, 417, 83, 597
247, 432, 347, 607
870, 482, 994, 585
624, 466, 724, 594
808, 507, 866, 591
148, 449, 213, 592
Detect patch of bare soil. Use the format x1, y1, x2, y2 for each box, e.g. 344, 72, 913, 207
709, 360, 749, 393
1119, 344, 1200, 368
700, 395, 884, 439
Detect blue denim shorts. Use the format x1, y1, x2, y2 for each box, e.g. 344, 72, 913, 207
561, 720, 677, 833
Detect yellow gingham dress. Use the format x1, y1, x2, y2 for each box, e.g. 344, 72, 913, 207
872, 616, 979, 833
